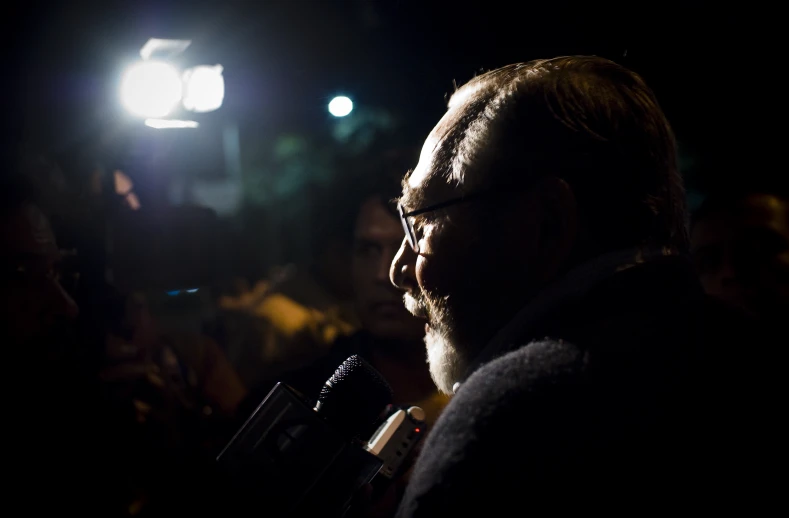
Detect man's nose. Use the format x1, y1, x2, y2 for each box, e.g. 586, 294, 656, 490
390, 237, 417, 292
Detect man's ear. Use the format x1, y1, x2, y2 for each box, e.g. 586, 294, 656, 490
532, 176, 578, 281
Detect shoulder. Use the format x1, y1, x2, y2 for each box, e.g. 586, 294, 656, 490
464, 338, 588, 394
449, 339, 589, 422
398, 340, 589, 516
434, 338, 589, 459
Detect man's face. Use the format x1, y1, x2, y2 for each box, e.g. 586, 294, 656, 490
390, 109, 545, 394
352, 197, 424, 343
1, 204, 79, 346
691, 193, 789, 320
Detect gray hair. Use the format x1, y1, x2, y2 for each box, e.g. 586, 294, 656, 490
425, 56, 688, 252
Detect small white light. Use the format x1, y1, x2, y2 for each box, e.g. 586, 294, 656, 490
145, 119, 199, 129
185, 288, 199, 293
328, 96, 353, 117
120, 61, 183, 118
182, 65, 225, 113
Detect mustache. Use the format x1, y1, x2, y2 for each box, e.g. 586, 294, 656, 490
403, 293, 429, 320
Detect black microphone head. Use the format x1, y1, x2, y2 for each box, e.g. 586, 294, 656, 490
317, 355, 393, 438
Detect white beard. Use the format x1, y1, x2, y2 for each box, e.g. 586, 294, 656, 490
405, 291, 468, 395
425, 323, 467, 395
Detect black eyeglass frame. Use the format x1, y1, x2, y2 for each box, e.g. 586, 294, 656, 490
397, 191, 490, 253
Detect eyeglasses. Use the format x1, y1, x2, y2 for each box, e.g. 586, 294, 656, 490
397, 191, 490, 253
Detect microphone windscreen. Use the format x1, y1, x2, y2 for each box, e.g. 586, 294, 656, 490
317, 355, 393, 438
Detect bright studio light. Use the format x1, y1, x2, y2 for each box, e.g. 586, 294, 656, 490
182, 65, 225, 113
120, 61, 182, 118
328, 96, 353, 117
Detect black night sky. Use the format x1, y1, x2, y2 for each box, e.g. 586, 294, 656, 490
2, 1, 773, 196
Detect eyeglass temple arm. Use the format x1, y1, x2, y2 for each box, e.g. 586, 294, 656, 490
402, 191, 487, 218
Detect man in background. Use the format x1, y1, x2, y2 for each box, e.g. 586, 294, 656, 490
1, 177, 79, 352
346, 179, 447, 422
691, 189, 788, 324
238, 172, 447, 426
3, 162, 246, 516
1, 173, 124, 514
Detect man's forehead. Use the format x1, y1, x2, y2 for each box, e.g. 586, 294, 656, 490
401, 108, 461, 208
400, 141, 437, 210
408, 134, 441, 190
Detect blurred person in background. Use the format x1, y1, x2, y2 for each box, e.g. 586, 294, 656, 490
98, 290, 247, 517
349, 188, 446, 420
82, 170, 249, 515
4, 152, 247, 516
237, 166, 448, 427
21, 149, 248, 426
101, 291, 247, 435
1, 176, 79, 352
691, 188, 789, 325
1, 171, 129, 514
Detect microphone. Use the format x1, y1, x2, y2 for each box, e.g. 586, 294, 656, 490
217, 355, 393, 517
315, 354, 394, 438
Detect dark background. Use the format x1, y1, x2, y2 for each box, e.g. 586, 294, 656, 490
3, 4, 767, 158
1, 0, 774, 248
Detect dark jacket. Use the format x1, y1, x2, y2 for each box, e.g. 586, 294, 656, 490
397, 253, 782, 515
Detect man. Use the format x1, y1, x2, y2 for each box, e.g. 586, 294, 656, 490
691, 190, 788, 323
1, 174, 121, 513
349, 187, 447, 422
2, 171, 243, 515
239, 174, 447, 426
390, 57, 778, 515
1, 180, 79, 350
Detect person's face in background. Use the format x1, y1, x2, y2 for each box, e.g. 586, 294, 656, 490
352, 196, 424, 344
1, 203, 79, 347
691, 193, 789, 321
